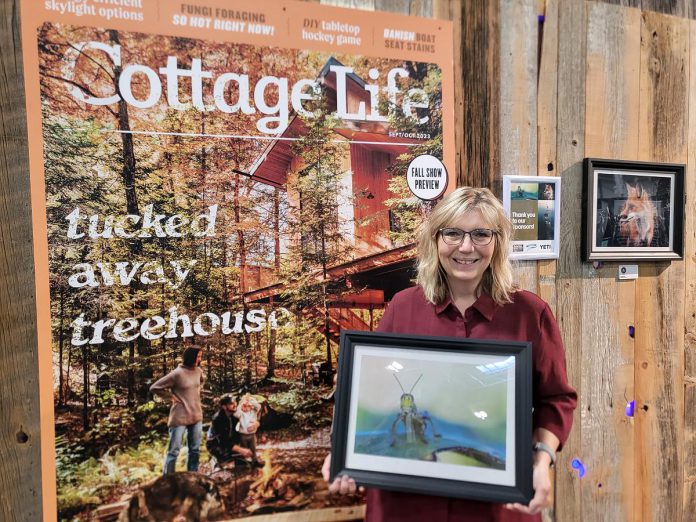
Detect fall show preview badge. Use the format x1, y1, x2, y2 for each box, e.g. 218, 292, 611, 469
406, 154, 448, 200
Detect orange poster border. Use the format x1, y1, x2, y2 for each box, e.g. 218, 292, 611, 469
18, 1, 454, 520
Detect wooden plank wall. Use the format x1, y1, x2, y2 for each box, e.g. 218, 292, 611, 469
500, 0, 539, 293
3, 0, 696, 521
0, 1, 46, 521
685, 14, 696, 517
579, 5, 640, 521
554, 1, 587, 520
549, 2, 692, 522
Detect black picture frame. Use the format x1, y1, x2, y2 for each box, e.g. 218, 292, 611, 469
582, 158, 685, 261
330, 330, 533, 504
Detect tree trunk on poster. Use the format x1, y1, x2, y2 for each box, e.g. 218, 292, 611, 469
82, 343, 90, 431
108, 30, 140, 218
58, 283, 66, 405
127, 340, 135, 406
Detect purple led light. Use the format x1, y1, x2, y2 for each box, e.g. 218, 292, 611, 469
628, 325, 635, 338
625, 400, 635, 417
571, 458, 586, 478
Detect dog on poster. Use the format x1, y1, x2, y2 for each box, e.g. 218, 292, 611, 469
118, 472, 224, 522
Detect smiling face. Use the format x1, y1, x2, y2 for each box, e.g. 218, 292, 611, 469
437, 210, 495, 295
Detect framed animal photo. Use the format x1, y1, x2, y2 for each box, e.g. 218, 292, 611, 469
330, 330, 533, 504
582, 158, 685, 261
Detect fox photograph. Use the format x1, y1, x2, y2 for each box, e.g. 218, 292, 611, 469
584, 159, 685, 261
593, 172, 672, 249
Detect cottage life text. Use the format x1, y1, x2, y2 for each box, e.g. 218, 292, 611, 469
66, 42, 430, 133
64, 205, 288, 346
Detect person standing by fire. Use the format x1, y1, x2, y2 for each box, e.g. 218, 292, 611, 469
322, 187, 577, 521
150, 347, 205, 475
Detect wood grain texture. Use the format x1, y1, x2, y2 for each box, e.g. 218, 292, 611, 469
321, 0, 376, 9
581, 4, 641, 521
499, 0, 538, 181
640, 0, 690, 17
434, 0, 463, 184
0, 1, 44, 521
537, 0, 558, 317
686, 478, 696, 516
593, 1, 696, 19
636, 10, 688, 522
686, 382, 696, 488
683, 16, 696, 513
553, 1, 586, 521
499, 0, 538, 293
585, 3, 641, 159
459, 0, 500, 188
537, 0, 558, 178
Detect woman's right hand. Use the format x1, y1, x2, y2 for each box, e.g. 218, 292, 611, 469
321, 454, 362, 494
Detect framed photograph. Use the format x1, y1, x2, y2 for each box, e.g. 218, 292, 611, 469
582, 158, 685, 261
330, 330, 533, 504
502, 175, 561, 260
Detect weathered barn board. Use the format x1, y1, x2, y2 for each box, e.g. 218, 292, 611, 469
635, 10, 688, 522
585, 5, 641, 158
536, 13, 558, 505
537, 0, 558, 178
684, 17, 696, 514
594, 0, 696, 19
639, 0, 692, 18
687, 478, 696, 518
499, 0, 539, 293
536, 3, 560, 518
375, 0, 422, 15
433, 0, 464, 186
321, 0, 375, 9
321, 0, 430, 17
553, 0, 587, 520
536, 0, 558, 316
0, 0, 45, 521
500, 0, 538, 184
458, 0, 501, 188
581, 4, 641, 521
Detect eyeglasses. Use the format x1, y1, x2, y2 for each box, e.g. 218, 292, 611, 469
438, 227, 496, 246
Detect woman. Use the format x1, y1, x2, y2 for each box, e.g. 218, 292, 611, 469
150, 346, 205, 475
323, 187, 577, 521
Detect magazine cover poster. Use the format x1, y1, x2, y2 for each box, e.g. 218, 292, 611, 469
19, 0, 454, 519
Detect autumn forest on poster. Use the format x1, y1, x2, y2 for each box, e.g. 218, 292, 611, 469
39, 22, 443, 519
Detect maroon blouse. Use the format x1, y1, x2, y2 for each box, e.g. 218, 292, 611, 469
365, 286, 577, 522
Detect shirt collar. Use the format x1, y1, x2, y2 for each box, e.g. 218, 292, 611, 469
435, 292, 497, 321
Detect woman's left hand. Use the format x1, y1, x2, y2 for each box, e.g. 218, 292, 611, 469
503, 460, 552, 515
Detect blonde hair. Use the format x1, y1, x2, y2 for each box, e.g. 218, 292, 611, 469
416, 187, 516, 305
